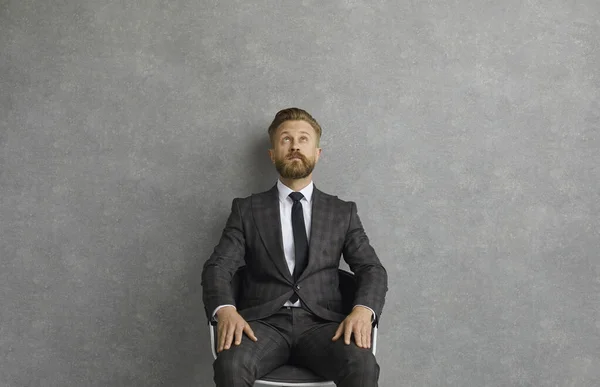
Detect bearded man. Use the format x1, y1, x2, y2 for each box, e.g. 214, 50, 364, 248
202, 107, 388, 387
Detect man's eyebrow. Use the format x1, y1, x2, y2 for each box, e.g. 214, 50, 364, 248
279, 131, 312, 137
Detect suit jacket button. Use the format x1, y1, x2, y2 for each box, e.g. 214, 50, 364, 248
295, 285, 300, 290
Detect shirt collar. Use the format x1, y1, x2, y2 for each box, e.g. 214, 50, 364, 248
277, 180, 314, 204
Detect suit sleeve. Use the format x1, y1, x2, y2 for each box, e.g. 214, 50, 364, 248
201, 198, 246, 320
342, 202, 388, 322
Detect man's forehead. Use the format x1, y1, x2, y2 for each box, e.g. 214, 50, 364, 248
275, 120, 316, 135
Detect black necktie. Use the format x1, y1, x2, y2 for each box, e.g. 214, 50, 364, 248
289, 192, 308, 302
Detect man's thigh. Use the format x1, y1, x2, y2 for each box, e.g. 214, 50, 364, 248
292, 322, 379, 383
213, 319, 291, 384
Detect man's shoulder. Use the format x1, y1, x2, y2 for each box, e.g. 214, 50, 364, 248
314, 187, 357, 210
229, 185, 277, 206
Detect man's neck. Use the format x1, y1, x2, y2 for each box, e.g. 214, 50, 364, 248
279, 175, 313, 192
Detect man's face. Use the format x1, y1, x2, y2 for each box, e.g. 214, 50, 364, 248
269, 120, 322, 180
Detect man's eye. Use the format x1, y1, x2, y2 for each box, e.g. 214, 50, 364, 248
283, 137, 290, 142
300, 137, 307, 141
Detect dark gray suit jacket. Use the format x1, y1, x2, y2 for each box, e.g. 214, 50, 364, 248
202, 185, 388, 323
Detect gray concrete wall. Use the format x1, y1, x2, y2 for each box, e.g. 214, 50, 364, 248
1, 1, 599, 386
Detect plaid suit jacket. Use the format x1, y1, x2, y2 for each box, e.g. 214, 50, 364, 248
202, 185, 388, 323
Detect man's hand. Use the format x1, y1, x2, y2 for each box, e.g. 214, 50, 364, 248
331, 306, 373, 349
215, 306, 257, 353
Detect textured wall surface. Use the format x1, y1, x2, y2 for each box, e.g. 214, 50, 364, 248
1, 1, 599, 386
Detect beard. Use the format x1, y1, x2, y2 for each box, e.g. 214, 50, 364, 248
274, 152, 316, 179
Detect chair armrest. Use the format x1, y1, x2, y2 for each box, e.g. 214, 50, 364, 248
209, 323, 218, 360
372, 325, 378, 356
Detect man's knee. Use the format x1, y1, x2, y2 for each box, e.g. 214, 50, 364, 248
338, 350, 379, 385
213, 348, 257, 386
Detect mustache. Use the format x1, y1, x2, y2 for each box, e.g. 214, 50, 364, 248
286, 152, 306, 160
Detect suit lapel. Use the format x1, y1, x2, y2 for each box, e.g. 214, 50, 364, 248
252, 185, 293, 283
299, 186, 328, 282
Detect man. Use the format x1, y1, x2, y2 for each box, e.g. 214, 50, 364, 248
202, 107, 388, 387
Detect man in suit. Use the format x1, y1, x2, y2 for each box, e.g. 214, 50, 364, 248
202, 107, 388, 387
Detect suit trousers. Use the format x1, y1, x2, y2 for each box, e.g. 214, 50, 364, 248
213, 306, 379, 387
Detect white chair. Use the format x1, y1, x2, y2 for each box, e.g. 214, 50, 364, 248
208, 268, 378, 386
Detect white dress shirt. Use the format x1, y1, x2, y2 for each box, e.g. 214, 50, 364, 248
277, 180, 313, 307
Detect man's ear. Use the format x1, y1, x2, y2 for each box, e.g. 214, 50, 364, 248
315, 148, 322, 162
268, 149, 275, 164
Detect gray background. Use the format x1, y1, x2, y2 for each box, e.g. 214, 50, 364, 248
1, 0, 599, 386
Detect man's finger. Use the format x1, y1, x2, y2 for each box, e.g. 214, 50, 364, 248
223, 324, 235, 350
332, 322, 344, 341
360, 325, 370, 348
234, 324, 244, 345
344, 322, 353, 345
354, 325, 363, 347
217, 324, 227, 352
244, 324, 258, 341
365, 327, 372, 349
